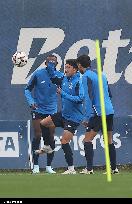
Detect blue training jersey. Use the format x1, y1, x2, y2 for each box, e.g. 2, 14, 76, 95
61, 73, 84, 123
24, 67, 63, 114
47, 64, 84, 123
82, 69, 114, 121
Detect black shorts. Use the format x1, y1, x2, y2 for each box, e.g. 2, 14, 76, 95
86, 114, 114, 132
31, 111, 49, 120
51, 112, 79, 134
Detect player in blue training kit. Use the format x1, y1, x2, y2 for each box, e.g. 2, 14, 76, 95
76, 54, 119, 174
25, 55, 63, 174
38, 59, 84, 174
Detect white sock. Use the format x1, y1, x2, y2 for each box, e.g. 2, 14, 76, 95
46, 166, 51, 169
34, 165, 39, 169
68, 166, 74, 171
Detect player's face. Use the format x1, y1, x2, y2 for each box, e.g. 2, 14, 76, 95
65, 64, 76, 77
77, 63, 85, 74
45, 56, 58, 66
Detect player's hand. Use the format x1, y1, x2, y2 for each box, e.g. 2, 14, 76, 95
30, 104, 38, 110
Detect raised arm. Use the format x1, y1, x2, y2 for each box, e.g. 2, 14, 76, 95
61, 80, 84, 103
47, 62, 64, 86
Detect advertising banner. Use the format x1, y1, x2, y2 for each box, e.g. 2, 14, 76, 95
38, 116, 132, 168
0, 121, 30, 169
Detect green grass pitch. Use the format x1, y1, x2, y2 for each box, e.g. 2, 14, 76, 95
0, 170, 131, 198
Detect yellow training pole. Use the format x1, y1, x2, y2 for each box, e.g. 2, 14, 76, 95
95, 40, 112, 182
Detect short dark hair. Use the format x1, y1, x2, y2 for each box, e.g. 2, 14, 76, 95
66, 59, 78, 69
46, 54, 58, 65
77, 55, 91, 68
47, 54, 57, 60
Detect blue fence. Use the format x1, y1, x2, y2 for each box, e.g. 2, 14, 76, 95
0, 117, 131, 169
0, 121, 29, 169
37, 116, 132, 168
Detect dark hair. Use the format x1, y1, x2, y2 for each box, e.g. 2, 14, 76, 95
77, 55, 91, 68
66, 59, 78, 69
47, 54, 57, 60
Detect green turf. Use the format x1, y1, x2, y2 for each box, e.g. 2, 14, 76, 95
0, 171, 132, 198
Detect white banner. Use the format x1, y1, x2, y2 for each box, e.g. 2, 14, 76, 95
0, 132, 19, 157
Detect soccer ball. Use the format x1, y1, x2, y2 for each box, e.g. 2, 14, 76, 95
12, 51, 28, 67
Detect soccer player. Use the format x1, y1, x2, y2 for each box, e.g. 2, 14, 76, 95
76, 54, 119, 174
39, 59, 84, 174
24, 55, 63, 174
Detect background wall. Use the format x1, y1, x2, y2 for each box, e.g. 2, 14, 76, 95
0, 0, 131, 168
0, 0, 131, 120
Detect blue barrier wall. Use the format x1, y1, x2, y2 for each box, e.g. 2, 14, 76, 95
0, 117, 131, 169
0, 0, 131, 168
39, 116, 132, 168
0, 121, 29, 169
